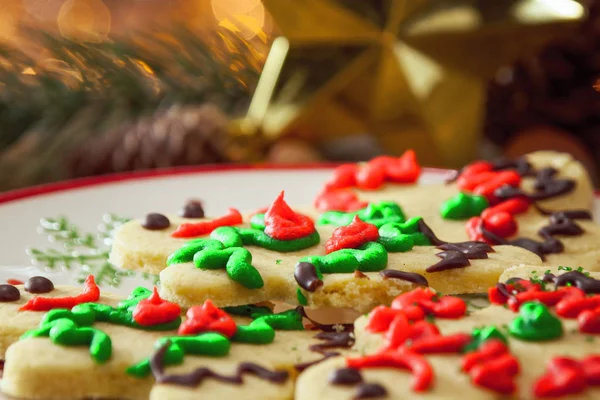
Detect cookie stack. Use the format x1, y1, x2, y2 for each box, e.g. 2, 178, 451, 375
1, 150, 600, 399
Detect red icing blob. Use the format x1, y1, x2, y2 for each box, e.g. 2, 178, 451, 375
171, 208, 243, 238
347, 351, 433, 392
325, 216, 379, 254
533, 356, 600, 398
7, 279, 23, 285
391, 288, 467, 320
314, 190, 368, 212
19, 275, 99, 312
178, 299, 237, 337
462, 339, 519, 395
325, 163, 359, 191
409, 333, 472, 354
578, 308, 600, 334
264, 191, 316, 240
482, 211, 518, 238
132, 287, 181, 326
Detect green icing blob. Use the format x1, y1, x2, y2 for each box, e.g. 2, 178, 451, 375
440, 192, 488, 220
297, 288, 308, 306
250, 213, 266, 230
22, 318, 111, 364
301, 242, 388, 274
464, 326, 508, 352
232, 319, 276, 344
509, 302, 563, 341
377, 217, 431, 252
318, 201, 406, 228
126, 333, 231, 378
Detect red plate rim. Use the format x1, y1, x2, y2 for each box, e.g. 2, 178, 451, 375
0, 163, 454, 206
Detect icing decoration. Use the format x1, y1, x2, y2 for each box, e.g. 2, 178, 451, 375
295, 261, 323, 292
377, 217, 431, 252
167, 238, 264, 290
354, 383, 388, 399
314, 189, 368, 212
149, 340, 288, 387
390, 288, 467, 320
132, 287, 181, 327
38, 287, 181, 331
578, 308, 600, 334
456, 161, 521, 203
263, 191, 316, 240
509, 302, 563, 341
223, 304, 272, 318
142, 213, 171, 230
466, 197, 530, 243
19, 275, 100, 311
325, 216, 379, 254
495, 167, 576, 202
553, 270, 600, 294
301, 242, 388, 274
347, 351, 433, 392
465, 326, 507, 352
318, 201, 406, 228
462, 339, 519, 395
329, 368, 363, 385
24, 276, 54, 294
171, 208, 243, 238
7, 279, 23, 285
178, 300, 237, 337
379, 269, 428, 286
297, 288, 308, 306
249, 213, 266, 230
0, 284, 20, 302
127, 333, 231, 378
408, 333, 472, 354
310, 331, 355, 354
180, 199, 205, 219
324, 150, 421, 192
533, 356, 600, 398
440, 192, 488, 220
22, 317, 112, 363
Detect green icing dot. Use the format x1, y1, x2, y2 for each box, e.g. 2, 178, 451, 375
440, 192, 488, 220
318, 201, 406, 228
232, 319, 275, 344
250, 213, 266, 230
509, 302, 563, 341
301, 242, 387, 274
464, 326, 508, 352
377, 217, 431, 252
297, 288, 308, 306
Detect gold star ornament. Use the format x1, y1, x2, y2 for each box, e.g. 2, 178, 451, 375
236, 0, 585, 167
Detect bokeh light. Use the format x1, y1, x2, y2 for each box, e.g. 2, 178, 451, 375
23, 0, 65, 22
211, 0, 266, 40
58, 0, 111, 42
0, 2, 22, 42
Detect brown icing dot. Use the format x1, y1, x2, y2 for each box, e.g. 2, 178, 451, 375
142, 213, 170, 230
329, 368, 363, 385
24, 276, 54, 294
294, 262, 323, 292
0, 285, 20, 302
180, 200, 205, 219
355, 382, 388, 399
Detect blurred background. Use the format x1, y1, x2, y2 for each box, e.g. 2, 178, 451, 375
0, 0, 599, 191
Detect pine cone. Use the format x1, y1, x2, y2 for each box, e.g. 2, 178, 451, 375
484, 0, 600, 156
69, 103, 233, 177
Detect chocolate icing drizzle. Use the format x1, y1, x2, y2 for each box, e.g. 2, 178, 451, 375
24, 276, 54, 294
482, 209, 589, 261
445, 156, 534, 184
548, 271, 600, 294
379, 270, 428, 286
495, 167, 576, 202
355, 382, 388, 399
0, 284, 20, 302
418, 219, 494, 273
294, 262, 323, 292
150, 341, 289, 387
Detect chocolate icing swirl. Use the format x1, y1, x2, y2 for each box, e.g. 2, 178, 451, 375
329, 368, 363, 385
294, 262, 323, 292
150, 341, 288, 387
309, 332, 355, 354
495, 167, 576, 202
550, 270, 600, 294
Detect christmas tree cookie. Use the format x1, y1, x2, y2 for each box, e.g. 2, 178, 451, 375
0, 276, 344, 399
297, 271, 600, 399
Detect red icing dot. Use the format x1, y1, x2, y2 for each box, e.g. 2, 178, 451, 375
263, 191, 315, 241
324, 216, 379, 254
171, 208, 243, 238
178, 299, 237, 337
132, 287, 181, 326
313, 190, 368, 212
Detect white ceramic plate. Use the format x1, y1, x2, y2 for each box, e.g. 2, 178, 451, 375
0, 165, 453, 295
